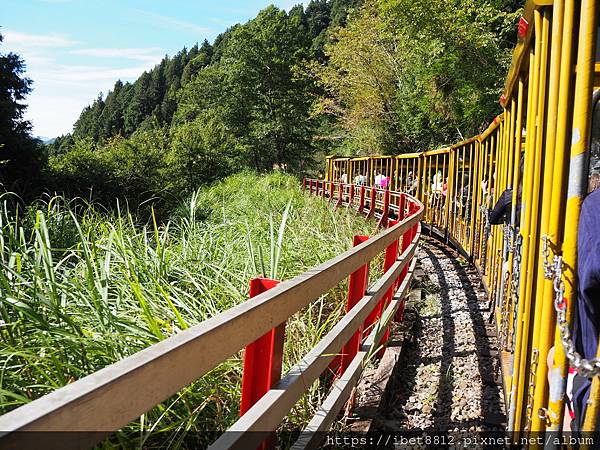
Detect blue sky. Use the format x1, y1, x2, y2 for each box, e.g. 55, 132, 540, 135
1, 0, 301, 138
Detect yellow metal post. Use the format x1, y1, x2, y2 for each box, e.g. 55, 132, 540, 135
529, 0, 568, 433
510, 16, 543, 432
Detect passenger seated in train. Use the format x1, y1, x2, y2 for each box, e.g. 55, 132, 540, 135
375, 171, 383, 188
488, 154, 524, 226
380, 174, 389, 189
571, 157, 600, 432
546, 156, 600, 434
407, 171, 417, 195
489, 189, 512, 225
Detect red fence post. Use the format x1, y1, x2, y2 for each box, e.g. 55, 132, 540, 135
308, 179, 313, 196
358, 186, 366, 213
347, 184, 355, 209
363, 219, 399, 347
321, 181, 326, 199
329, 182, 335, 202
335, 183, 344, 209
302, 177, 306, 192
378, 189, 390, 228
340, 235, 370, 375
240, 277, 283, 419
367, 188, 377, 218
395, 200, 415, 322
376, 219, 399, 357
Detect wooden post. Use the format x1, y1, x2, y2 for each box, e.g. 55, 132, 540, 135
329, 182, 335, 202
395, 200, 415, 322
335, 183, 344, 209
240, 277, 283, 415
240, 277, 282, 449
347, 184, 355, 209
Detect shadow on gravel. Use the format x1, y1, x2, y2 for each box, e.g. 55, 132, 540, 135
426, 238, 504, 428
379, 237, 504, 436
422, 243, 457, 430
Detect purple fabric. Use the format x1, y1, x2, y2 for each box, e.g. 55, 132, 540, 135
573, 188, 600, 428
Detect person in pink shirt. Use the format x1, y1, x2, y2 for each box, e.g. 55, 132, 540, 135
380, 175, 389, 189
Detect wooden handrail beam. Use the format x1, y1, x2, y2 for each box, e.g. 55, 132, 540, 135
209, 231, 420, 450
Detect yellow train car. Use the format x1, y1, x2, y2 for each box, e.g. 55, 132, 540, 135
324, 0, 600, 438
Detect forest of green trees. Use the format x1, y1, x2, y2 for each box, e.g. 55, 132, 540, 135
1, 0, 521, 211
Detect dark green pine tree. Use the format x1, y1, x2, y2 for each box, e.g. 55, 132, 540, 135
0, 31, 42, 192
73, 93, 105, 141
98, 79, 125, 139
124, 71, 152, 134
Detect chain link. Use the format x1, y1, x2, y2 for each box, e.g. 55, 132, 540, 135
506, 224, 515, 253
552, 254, 600, 378
542, 235, 555, 279
508, 230, 522, 352
537, 407, 555, 427
499, 224, 516, 351
525, 349, 540, 431
499, 269, 511, 350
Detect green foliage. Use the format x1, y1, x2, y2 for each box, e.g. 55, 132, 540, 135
46, 2, 362, 208
0, 172, 376, 447
317, 0, 520, 154
42, 0, 517, 210
164, 114, 241, 192
47, 131, 169, 211
177, 6, 318, 173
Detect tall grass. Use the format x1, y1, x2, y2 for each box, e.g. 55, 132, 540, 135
0, 172, 377, 448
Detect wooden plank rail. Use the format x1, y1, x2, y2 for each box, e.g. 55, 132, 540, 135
0, 179, 423, 450
291, 256, 419, 450
210, 231, 420, 449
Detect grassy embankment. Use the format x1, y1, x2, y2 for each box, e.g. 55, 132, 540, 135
0, 172, 379, 448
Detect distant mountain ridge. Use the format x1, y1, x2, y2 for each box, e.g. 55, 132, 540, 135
37, 136, 56, 144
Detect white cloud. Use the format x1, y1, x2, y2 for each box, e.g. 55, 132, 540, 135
132, 10, 215, 36
19, 57, 162, 136
2, 30, 78, 48
70, 47, 163, 63
277, 1, 304, 12
25, 93, 87, 138
36, 63, 160, 82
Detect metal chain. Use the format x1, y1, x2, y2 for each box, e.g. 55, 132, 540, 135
542, 235, 555, 279
525, 349, 540, 431
537, 407, 556, 427
499, 224, 514, 350
508, 231, 522, 352
499, 269, 511, 350
481, 206, 491, 273
506, 224, 515, 253
552, 254, 600, 378
503, 223, 511, 249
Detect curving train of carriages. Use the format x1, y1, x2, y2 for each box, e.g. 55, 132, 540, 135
325, 0, 600, 440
